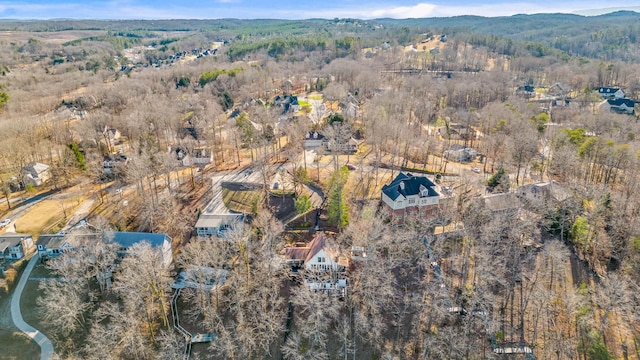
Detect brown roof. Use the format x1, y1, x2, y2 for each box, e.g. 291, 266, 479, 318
284, 232, 338, 263
305, 232, 338, 262
285, 246, 310, 261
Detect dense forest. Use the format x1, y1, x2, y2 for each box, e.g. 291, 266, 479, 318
0, 12, 639, 360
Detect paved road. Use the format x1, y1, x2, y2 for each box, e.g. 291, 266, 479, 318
11, 254, 55, 360
63, 194, 96, 230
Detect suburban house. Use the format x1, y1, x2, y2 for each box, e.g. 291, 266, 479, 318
169, 146, 192, 166
105, 231, 173, 268
516, 85, 535, 97
102, 126, 122, 151
0, 234, 35, 261
381, 172, 441, 223
304, 130, 364, 153
36, 231, 99, 259
602, 98, 636, 114
285, 232, 348, 292
195, 214, 244, 237
192, 147, 213, 165
339, 94, 360, 119
303, 131, 326, 149
285, 232, 347, 272
274, 94, 301, 114
444, 145, 478, 163
102, 154, 129, 175
517, 181, 568, 207
22, 162, 51, 187
597, 87, 625, 99
37, 234, 74, 259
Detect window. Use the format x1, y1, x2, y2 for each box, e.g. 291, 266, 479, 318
317, 257, 325, 263
408, 199, 415, 204
431, 209, 437, 215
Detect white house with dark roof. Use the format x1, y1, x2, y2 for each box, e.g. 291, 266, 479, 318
381, 172, 441, 223
0, 234, 35, 261
597, 87, 625, 99
37, 231, 100, 259
602, 98, 635, 114
303, 131, 326, 149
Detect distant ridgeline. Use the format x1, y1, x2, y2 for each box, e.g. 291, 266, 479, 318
1, 12, 640, 61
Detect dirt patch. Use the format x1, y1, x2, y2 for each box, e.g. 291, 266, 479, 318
267, 194, 296, 221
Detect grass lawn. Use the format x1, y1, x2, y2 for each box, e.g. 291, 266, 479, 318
0, 260, 42, 360
0, 327, 41, 360
221, 184, 262, 214
307, 93, 323, 101
15, 196, 85, 237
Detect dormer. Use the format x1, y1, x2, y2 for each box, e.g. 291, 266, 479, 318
313, 132, 319, 139
419, 184, 429, 197
305, 132, 310, 139
399, 181, 405, 191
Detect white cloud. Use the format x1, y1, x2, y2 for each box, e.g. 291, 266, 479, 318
369, 3, 437, 18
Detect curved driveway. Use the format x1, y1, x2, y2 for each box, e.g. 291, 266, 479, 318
11, 254, 55, 360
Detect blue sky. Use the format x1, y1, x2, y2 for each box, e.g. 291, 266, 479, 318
1, 0, 640, 19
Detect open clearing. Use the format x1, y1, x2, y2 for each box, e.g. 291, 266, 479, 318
0, 30, 105, 44
15, 196, 84, 237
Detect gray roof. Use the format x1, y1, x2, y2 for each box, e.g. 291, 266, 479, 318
381, 172, 439, 201
38, 231, 100, 249
607, 98, 635, 107
0, 233, 33, 241
22, 162, 49, 176
0, 233, 32, 252
105, 231, 170, 248
195, 214, 243, 229
37, 234, 66, 249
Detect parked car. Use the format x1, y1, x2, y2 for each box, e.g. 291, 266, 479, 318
346, 164, 357, 171
0, 218, 11, 228
471, 167, 481, 173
